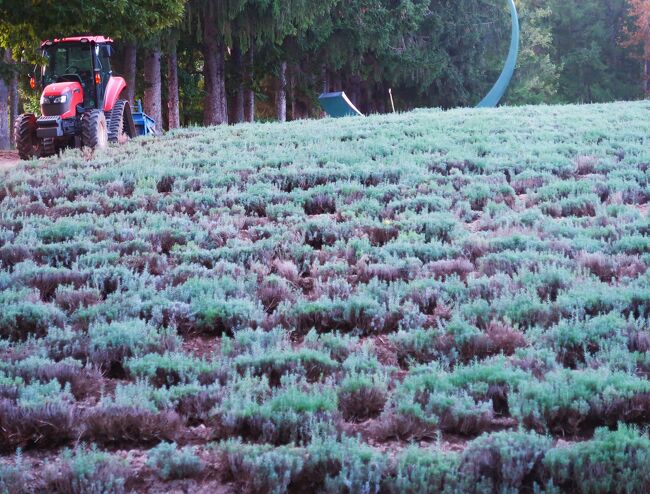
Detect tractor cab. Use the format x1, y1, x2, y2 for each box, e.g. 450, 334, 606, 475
38, 36, 118, 118
14, 35, 143, 160
41, 38, 112, 110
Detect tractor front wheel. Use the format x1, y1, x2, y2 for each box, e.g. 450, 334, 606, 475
14, 114, 41, 160
81, 110, 108, 150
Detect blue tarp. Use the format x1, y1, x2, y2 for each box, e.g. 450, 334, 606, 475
318, 92, 364, 118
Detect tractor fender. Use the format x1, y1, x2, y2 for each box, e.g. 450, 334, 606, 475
103, 76, 127, 112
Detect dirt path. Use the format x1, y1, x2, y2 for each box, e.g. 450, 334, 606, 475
0, 150, 20, 173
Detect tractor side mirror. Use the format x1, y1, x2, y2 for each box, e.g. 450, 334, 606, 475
99, 45, 112, 58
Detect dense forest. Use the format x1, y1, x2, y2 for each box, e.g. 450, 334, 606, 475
0, 0, 648, 146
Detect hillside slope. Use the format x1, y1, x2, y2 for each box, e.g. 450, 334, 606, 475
2, 101, 650, 492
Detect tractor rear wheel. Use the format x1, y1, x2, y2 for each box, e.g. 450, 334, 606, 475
14, 114, 41, 160
107, 100, 136, 143
81, 109, 108, 150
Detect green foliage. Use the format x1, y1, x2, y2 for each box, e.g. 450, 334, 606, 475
383, 447, 459, 494
42, 445, 130, 494
101, 380, 167, 413
544, 313, 627, 367
216, 376, 338, 444
511, 368, 650, 434
88, 319, 180, 368
17, 379, 74, 408
338, 372, 387, 421
220, 440, 305, 494
457, 430, 551, 493
220, 434, 386, 494
508, 1, 560, 105
390, 327, 439, 367
38, 219, 93, 245
235, 347, 337, 384
386, 365, 494, 436
146, 442, 204, 480
0, 0, 186, 61
172, 277, 264, 334
0, 451, 27, 494
0, 289, 65, 340
543, 425, 650, 493
125, 352, 224, 386
303, 329, 358, 362
547, 0, 643, 103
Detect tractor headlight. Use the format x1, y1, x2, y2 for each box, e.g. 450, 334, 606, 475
40, 94, 67, 104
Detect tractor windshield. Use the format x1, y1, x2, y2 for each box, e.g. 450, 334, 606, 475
42, 43, 95, 105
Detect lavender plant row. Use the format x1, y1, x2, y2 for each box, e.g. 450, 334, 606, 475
1, 101, 650, 492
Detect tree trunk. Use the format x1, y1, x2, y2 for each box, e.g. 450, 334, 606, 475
321, 65, 330, 94
350, 74, 361, 108
0, 50, 10, 149
290, 66, 297, 121
9, 54, 18, 143
364, 82, 374, 115
5, 48, 18, 146
377, 83, 386, 113
167, 41, 180, 130
232, 41, 245, 123
244, 47, 255, 123
202, 6, 227, 127
333, 72, 342, 92
144, 41, 162, 132
202, 22, 219, 125
123, 42, 137, 104
276, 61, 287, 122
216, 40, 228, 124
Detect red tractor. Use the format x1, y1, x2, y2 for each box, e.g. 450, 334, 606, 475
15, 36, 154, 160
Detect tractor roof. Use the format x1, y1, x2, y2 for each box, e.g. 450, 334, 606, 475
41, 36, 113, 48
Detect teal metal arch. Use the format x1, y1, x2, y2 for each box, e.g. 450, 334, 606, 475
319, 0, 520, 117
476, 0, 520, 108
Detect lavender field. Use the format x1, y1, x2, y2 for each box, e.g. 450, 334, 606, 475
2, 101, 650, 493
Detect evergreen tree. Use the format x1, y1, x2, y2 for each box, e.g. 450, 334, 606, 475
623, 0, 650, 95
549, 0, 641, 102
508, 0, 560, 105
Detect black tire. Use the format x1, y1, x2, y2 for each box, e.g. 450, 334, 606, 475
14, 114, 40, 160
81, 109, 108, 150
107, 100, 136, 143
